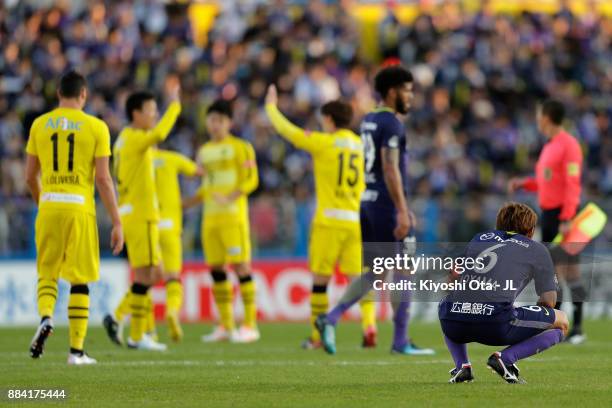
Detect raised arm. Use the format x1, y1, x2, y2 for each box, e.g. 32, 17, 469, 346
136, 84, 182, 150
265, 85, 325, 153
150, 100, 181, 144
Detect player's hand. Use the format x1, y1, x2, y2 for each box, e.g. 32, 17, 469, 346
559, 221, 572, 237
110, 224, 124, 256
212, 191, 240, 206
394, 210, 411, 240
265, 85, 277, 106
166, 78, 181, 103
507, 177, 524, 194
195, 166, 205, 178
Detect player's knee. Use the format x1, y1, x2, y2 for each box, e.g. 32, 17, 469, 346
70, 284, 89, 295
312, 274, 330, 286
151, 265, 164, 284
232, 263, 250, 277
554, 309, 569, 337
211, 269, 227, 282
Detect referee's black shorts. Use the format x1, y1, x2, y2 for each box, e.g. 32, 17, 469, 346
541, 207, 580, 265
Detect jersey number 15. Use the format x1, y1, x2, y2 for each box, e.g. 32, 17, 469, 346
337, 152, 359, 187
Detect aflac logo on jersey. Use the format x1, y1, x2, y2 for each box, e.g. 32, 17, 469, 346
45, 117, 82, 131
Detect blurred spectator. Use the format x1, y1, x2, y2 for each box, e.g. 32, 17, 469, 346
0, 0, 610, 257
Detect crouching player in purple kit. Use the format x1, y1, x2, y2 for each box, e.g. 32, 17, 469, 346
439, 202, 569, 384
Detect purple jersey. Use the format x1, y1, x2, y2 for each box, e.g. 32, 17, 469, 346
439, 230, 558, 322
359, 108, 407, 209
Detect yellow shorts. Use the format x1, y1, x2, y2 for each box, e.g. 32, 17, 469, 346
160, 228, 182, 274
123, 219, 162, 268
35, 209, 99, 284
309, 224, 362, 276
203, 223, 251, 266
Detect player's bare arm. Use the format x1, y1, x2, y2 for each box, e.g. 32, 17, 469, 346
381, 146, 410, 239
507, 177, 525, 194
182, 194, 203, 209
95, 156, 124, 255
148, 82, 181, 144
25, 154, 41, 205
537, 290, 557, 309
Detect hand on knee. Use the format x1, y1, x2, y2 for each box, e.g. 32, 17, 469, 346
553, 309, 569, 337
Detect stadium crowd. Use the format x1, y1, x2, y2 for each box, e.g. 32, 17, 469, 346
0, 0, 610, 256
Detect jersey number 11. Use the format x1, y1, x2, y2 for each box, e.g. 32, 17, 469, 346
51, 132, 75, 172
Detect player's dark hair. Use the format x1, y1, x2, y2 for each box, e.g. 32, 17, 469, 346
321, 100, 353, 129
207, 99, 233, 118
126, 91, 155, 121
374, 66, 413, 99
496, 202, 538, 236
58, 70, 87, 99
540, 99, 565, 125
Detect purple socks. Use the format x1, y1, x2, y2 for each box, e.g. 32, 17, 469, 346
327, 272, 376, 325
444, 335, 469, 369
501, 328, 564, 365
391, 273, 412, 350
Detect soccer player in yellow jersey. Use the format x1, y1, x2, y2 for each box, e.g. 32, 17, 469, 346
103, 85, 180, 351
185, 99, 259, 343
106, 148, 201, 343
154, 148, 202, 341
264, 85, 366, 350
25, 70, 124, 365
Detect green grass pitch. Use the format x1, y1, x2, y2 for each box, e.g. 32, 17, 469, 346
1, 320, 611, 407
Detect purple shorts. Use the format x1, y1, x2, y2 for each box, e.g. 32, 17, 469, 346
440, 305, 556, 346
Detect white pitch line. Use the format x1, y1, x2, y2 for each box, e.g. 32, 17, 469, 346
0, 356, 573, 368
0, 359, 451, 368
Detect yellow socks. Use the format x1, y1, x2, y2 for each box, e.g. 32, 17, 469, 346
68, 286, 89, 351
211, 270, 234, 331
165, 279, 183, 316
145, 292, 155, 335
37, 278, 58, 318
310, 285, 328, 342
114, 290, 131, 323
239, 276, 257, 328
360, 291, 377, 331
129, 284, 148, 342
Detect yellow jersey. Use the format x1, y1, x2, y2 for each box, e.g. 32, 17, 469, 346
25, 107, 111, 216
266, 104, 364, 230
197, 135, 258, 227
154, 149, 198, 233
113, 101, 181, 222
